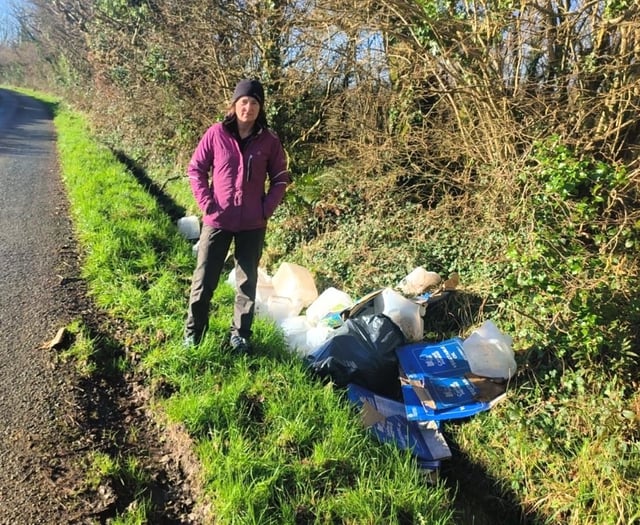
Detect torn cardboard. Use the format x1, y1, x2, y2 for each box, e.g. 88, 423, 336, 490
347, 383, 452, 463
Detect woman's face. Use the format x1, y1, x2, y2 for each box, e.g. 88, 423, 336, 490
235, 96, 260, 125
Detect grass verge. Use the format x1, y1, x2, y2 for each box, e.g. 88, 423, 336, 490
28, 95, 457, 523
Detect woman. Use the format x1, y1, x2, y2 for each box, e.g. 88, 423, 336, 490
183, 79, 291, 352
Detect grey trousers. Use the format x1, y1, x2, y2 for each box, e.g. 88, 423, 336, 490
184, 225, 266, 343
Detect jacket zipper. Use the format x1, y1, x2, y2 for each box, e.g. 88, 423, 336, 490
246, 154, 253, 182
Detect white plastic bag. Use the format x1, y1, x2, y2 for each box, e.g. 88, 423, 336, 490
306, 325, 335, 353
280, 316, 313, 355
305, 287, 353, 326
462, 320, 517, 380
280, 317, 335, 357
265, 295, 303, 323
177, 215, 200, 240
373, 288, 425, 342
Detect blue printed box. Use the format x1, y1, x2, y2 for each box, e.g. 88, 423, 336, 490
396, 337, 470, 380
396, 338, 506, 422
400, 380, 505, 421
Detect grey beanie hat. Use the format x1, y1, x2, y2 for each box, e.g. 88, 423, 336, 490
232, 79, 264, 105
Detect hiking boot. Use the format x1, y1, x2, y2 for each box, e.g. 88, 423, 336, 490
230, 334, 250, 354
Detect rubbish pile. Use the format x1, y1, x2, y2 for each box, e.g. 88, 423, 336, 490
178, 215, 517, 472
228, 260, 517, 473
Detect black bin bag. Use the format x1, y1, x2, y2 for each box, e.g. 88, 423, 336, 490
305, 314, 406, 397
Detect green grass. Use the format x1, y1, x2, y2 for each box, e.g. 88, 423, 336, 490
83, 450, 153, 524
27, 92, 457, 523
449, 371, 640, 524
57, 319, 98, 376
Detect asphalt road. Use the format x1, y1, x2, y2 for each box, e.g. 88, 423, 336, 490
0, 89, 202, 525
0, 88, 82, 523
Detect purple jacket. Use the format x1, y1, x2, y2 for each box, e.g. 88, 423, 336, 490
187, 122, 290, 232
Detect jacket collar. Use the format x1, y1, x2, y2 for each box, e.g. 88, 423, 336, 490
223, 115, 265, 139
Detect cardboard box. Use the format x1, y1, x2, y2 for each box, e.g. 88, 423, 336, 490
347, 383, 451, 462
343, 274, 459, 321
396, 338, 507, 422
400, 377, 506, 421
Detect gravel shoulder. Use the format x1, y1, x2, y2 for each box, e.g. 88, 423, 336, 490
0, 89, 204, 524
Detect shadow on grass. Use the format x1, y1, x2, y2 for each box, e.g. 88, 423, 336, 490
440, 433, 544, 525
422, 289, 482, 342
112, 149, 187, 223
39, 98, 61, 118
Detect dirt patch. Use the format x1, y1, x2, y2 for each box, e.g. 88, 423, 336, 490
36, 251, 212, 524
